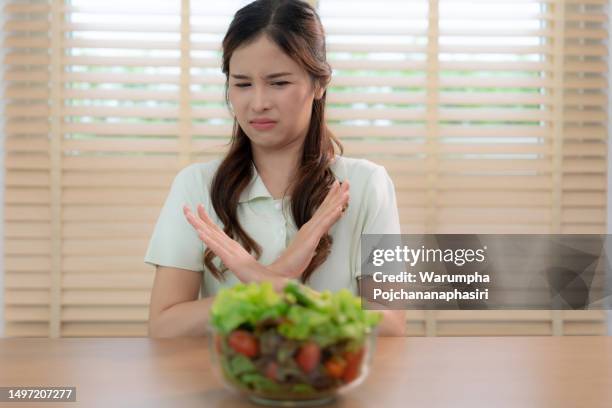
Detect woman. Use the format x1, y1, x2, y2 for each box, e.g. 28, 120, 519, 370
145, 0, 406, 337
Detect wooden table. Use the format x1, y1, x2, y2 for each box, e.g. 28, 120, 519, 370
0, 337, 610, 408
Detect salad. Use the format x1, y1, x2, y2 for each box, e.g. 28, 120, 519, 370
209, 281, 382, 400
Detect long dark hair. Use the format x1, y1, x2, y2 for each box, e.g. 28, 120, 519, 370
204, 0, 343, 283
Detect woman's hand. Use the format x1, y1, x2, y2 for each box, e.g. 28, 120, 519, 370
182, 204, 262, 283
269, 179, 350, 279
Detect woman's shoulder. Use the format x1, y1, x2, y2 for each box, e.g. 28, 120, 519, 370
332, 155, 386, 181
174, 158, 224, 190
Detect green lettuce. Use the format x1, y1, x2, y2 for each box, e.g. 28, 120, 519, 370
210, 282, 287, 333
210, 280, 382, 345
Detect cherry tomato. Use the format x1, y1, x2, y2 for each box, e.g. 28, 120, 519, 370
342, 347, 365, 383
265, 361, 278, 381
324, 357, 346, 379
296, 341, 321, 373
227, 330, 259, 358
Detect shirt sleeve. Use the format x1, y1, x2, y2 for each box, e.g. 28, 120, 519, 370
362, 165, 401, 236
143, 165, 207, 272
353, 164, 402, 283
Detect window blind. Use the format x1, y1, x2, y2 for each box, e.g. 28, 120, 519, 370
3, 0, 253, 337
320, 0, 608, 335
321, 0, 608, 235
3, 0, 608, 337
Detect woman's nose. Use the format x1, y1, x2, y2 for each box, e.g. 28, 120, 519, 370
251, 87, 271, 111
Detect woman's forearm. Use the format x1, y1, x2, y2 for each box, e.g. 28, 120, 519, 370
148, 262, 287, 338
377, 309, 407, 336
148, 296, 216, 338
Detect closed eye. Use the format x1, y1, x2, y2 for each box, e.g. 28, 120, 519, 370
234, 81, 290, 88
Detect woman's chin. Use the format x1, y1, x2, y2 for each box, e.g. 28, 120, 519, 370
246, 138, 283, 151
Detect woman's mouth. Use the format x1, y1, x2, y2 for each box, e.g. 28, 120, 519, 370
250, 120, 277, 131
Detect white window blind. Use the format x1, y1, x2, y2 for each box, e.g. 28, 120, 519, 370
3, 0, 609, 337
320, 0, 609, 336
321, 0, 608, 234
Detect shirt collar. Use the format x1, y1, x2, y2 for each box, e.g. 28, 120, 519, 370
237, 155, 346, 204
238, 162, 273, 203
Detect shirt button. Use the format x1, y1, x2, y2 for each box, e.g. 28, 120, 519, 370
274, 202, 281, 210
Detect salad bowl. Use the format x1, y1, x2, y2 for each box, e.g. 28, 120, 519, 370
208, 281, 381, 406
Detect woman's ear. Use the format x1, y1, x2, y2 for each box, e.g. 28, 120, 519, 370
314, 85, 326, 100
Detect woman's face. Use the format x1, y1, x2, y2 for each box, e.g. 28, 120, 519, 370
228, 34, 324, 151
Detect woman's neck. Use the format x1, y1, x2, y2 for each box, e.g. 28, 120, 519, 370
251, 145, 302, 199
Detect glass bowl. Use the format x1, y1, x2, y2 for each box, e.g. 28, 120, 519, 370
207, 324, 378, 407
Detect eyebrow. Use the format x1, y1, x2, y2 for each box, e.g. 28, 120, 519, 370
230, 72, 294, 80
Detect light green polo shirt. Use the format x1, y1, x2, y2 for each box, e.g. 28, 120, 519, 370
144, 155, 400, 298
